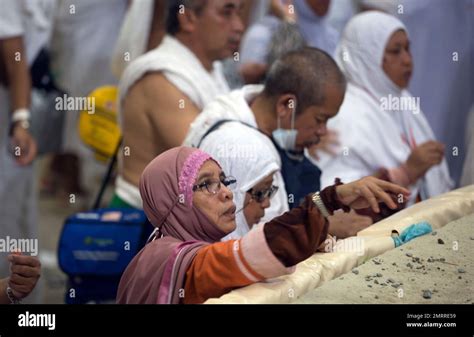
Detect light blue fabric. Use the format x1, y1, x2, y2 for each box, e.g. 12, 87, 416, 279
392, 222, 433, 247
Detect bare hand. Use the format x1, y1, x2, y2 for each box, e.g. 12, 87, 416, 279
335, 176, 411, 213
10, 125, 37, 166
7, 253, 41, 299
406, 141, 445, 182
308, 129, 339, 160
328, 209, 373, 239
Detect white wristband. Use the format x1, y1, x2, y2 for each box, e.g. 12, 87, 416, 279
12, 108, 31, 122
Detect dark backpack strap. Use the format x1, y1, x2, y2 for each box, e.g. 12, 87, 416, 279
92, 137, 123, 210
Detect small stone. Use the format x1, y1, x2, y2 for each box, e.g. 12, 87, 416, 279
387, 278, 395, 283
458, 276, 462, 279
376, 273, 383, 277
427, 257, 434, 262
422, 290, 432, 299
406, 253, 413, 257
433, 289, 438, 293
470, 237, 474, 240
368, 284, 373, 288
382, 268, 386, 271
392, 262, 397, 266
375, 295, 379, 299
440, 258, 446, 262
374, 260, 381, 265
381, 283, 387, 286
392, 283, 400, 288
407, 263, 413, 268
458, 268, 466, 274
437, 238, 445, 244
374, 279, 379, 284
431, 231, 437, 236
352, 269, 359, 275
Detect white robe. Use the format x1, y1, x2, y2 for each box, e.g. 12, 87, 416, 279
316, 11, 452, 204
184, 85, 289, 239
116, 35, 230, 208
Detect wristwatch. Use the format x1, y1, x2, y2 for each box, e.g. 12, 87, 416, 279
312, 191, 330, 218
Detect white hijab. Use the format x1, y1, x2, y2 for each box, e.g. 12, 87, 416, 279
184, 85, 288, 239
319, 11, 452, 202
294, 0, 339, 56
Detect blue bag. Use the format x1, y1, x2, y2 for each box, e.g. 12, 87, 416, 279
58, 208, 153, 303
58, 208, 148, 276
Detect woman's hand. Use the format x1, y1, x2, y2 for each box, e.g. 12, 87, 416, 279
335, 176, 410, 213
7, 254, 41, 300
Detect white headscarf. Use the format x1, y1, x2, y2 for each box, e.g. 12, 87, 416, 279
184, 85, 287, 239
294, 0, 339, 56
319, 11, 452, 202
201, 123, 279, 240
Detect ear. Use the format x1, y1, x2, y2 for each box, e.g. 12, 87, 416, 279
177, 6, 199, 33
275, 94, 297, 120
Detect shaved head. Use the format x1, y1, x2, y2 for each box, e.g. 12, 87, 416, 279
263, 47, 346, 114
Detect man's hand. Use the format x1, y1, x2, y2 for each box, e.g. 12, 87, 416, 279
7, 254, 41, 300
335, 176, 410, 213
10, 124, 37, 166
406, 140, 445, 182
308, 129, 339, 160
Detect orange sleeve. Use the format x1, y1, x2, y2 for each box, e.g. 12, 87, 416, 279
183, 239, 264, 304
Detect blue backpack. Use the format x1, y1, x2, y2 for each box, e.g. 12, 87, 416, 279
58, 208, 152, 304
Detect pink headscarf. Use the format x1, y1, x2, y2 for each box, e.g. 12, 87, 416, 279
116, 147, 227, 304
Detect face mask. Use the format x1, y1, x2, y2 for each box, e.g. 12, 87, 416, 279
272, 101, 298, 151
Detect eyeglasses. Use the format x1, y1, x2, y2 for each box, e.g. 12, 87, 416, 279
247, 185, 279, 203
192, 176, 237, 195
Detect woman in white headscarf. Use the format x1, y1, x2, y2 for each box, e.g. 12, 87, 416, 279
198, 121, 280, 240
318, 11, 453, 205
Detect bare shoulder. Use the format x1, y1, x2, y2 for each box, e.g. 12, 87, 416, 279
140, 72, 191, 106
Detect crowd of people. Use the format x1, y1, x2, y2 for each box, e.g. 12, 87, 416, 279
0, 0, 472, 304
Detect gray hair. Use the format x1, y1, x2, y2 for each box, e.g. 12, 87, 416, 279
263, 47, 346, 114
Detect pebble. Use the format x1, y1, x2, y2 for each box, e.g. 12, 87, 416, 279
374, 280, 379, 284
422, 290, 432, 299
375, 295, 379, 299
470, 237, 474, 240
406, 253, 413, 257
431, 231, 437, 236
376, 273, 383, 277
352, 269, 359, 275
373, 260, 382, 265
392, 283, 400, 288
458, 268, 466, 274
438, 238, 445, 244
387, 278, 395, 283
407, 263, 413, 268
427, 257, 434, 263
458, 276, 462, 279
368, 284, 373, 288
381, 283, 387, 286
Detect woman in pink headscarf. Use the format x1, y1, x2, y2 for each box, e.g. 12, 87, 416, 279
117, 146, 409, 304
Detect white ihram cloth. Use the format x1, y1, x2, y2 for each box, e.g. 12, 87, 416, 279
116, 35, 230, 208
317, 11, 452, 204
184, 85, 288, 240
